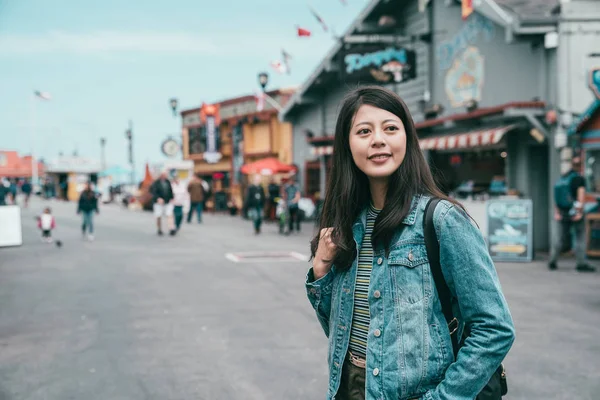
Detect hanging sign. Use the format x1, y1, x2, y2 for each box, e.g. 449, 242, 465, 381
340, 46, 417, 84
200, 103, 222, 164
487, 199, 533, 262
445, 46, 484, 108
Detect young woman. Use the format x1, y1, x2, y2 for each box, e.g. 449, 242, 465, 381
306, 86, 515, 400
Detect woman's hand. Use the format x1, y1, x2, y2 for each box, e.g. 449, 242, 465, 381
313, 228, 337, 280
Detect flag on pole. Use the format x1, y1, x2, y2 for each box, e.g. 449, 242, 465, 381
297, 26, 311, 37
282, 49, 292, 75
34, 91, 51, 100
270, 60, 287, 74
309, 6, 328, 32
462, 0, 474, 20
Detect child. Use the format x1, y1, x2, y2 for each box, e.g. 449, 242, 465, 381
38, 207, 56, 243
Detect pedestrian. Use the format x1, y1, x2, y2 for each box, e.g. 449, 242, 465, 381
0, 179, 9, 206
243, 175, 266, 234
549, 156, 596, 272
150, 171, 175, 236
306, 86, 515, 399
171, 176, 188, 233
267, 178, 280, 221
77, 182, 99, 241
37, 206, 56, 243
8, 178, 17, 204
284, 175, 302, 234
187, 174, 206, 223
21, 179, 32, 208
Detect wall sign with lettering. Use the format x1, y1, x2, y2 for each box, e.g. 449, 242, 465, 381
341, 46, 417, 84
445, 46, 484, 107
437, 13, 494, 71
487, 199, 533, 262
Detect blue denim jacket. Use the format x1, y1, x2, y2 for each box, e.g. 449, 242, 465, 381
306, 195, 515, 400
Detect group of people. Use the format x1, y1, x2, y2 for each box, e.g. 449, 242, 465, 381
149, 172, 209, 236
243, 175, 302, 235
0, 178, 33, 207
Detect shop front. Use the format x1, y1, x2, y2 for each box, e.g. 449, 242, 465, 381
45, 156, 101, 201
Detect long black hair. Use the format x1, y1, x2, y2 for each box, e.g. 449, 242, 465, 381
310, 86, 460, 271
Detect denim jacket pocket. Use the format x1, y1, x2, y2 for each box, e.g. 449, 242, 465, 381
388, 245, 428, 305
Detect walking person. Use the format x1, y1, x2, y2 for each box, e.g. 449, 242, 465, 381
187, 174, 206, 224
77, 182, 99, 241
267, 178, 280, 221
549, 156, 596, 272
150, 172, 175, 236
243, 175, 266, 234
0, 179, 9, 206
21, 179, 32, 208
284, 175, 302, 234
171, 176, 188, 233
306, 86, 515, 400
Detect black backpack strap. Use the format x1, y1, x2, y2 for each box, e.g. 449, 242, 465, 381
423, 197, 459, 357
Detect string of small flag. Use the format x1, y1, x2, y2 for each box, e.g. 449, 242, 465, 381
267, 1, 347, 77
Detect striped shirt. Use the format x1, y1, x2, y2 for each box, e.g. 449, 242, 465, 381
348, 205, 380, 358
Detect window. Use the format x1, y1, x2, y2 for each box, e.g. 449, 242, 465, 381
585, 150, 600, 193
188, 127, 206, 155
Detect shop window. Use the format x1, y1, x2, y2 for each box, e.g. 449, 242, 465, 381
188, 127, 206, 155
306, 163, 320, 199
585, 150, 600, 193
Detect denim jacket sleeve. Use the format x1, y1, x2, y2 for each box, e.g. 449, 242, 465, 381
425, 203, 516, 400
305, 267, 335, 338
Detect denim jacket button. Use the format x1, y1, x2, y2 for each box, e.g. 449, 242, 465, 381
408, 252, 414, 261
374, 329, 381, 337
310, 288, 317, 295
373, 290, 381, 299
373, 367, 379, 376
377, 257, 383, 265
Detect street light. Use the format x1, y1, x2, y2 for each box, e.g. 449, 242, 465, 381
258, 72, 269, 91
125, 121, 134, 185
30, 91, 51, 190
100, 137, 107, 171
169, 98, 178, 117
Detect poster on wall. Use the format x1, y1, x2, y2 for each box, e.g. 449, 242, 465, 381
487, 199, 533, 262
340, 46, 416, 85
445, 46, 484, 107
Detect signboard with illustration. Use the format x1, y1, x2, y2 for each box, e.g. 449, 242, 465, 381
341, 46, 416, 84
437, 13, 494, 71
487, 199, 533, 262
445, 46, 484, 107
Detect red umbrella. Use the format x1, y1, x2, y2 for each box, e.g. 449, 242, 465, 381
240, 158, 297, 175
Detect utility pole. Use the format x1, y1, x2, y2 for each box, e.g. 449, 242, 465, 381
100, 137, 107, 172
125, 120, 134, 185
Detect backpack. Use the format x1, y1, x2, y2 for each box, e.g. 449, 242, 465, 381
553, 172, 576, 210
424, 198, 508, 399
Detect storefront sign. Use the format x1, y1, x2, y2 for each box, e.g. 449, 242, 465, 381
200, 103, 222, 164
487, 199, 533, 262
445, 46, 484, 108
341, 46, 416, 84
437, 13, 494, 71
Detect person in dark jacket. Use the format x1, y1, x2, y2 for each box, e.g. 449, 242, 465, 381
21, 179, 32, 208
267, 178, 281, 221
150, 172, 175, 236
243, 175, 266, 234
77, 182, 99, 241
187, 174, 207, 223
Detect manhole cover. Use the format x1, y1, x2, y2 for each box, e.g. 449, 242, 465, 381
225, 251, 309, 263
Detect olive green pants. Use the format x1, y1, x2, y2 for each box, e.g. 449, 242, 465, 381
336, 358, 366, 400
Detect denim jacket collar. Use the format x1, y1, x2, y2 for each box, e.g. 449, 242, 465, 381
352, 193, 422, 231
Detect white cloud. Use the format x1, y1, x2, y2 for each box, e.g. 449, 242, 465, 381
0, 31, 219, 54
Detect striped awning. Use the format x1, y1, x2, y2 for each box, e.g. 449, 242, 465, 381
311, 146, 334, 156
419, 125, 516, 151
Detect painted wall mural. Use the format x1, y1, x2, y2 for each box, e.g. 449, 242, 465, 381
445, 46, 484, 108
437, 13, 494, 71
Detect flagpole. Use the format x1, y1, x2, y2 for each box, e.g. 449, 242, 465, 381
30, 93, 38, 189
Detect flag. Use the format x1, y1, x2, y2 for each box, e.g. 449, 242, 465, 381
297, 26, 311, 37
270, 60, 287, 74
462, 0, 473, 20
34, 91, 51, 100
255, 91, 266, 112
309, 6, 328, 32
282, 49, 292, 75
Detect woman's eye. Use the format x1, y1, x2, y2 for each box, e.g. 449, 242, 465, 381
357, 128, 370, 135
385, 126, 399, 132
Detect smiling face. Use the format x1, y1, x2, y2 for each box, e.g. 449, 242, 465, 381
349, 104, 407, 181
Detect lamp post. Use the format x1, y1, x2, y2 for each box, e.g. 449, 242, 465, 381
30, 91, 51, 189
170, 98, 178, 117
125, 121, 134, 185
100, 137, 106, 172
258, 72, 269, 92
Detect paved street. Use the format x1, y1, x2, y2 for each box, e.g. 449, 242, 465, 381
0, 198, 599, 400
